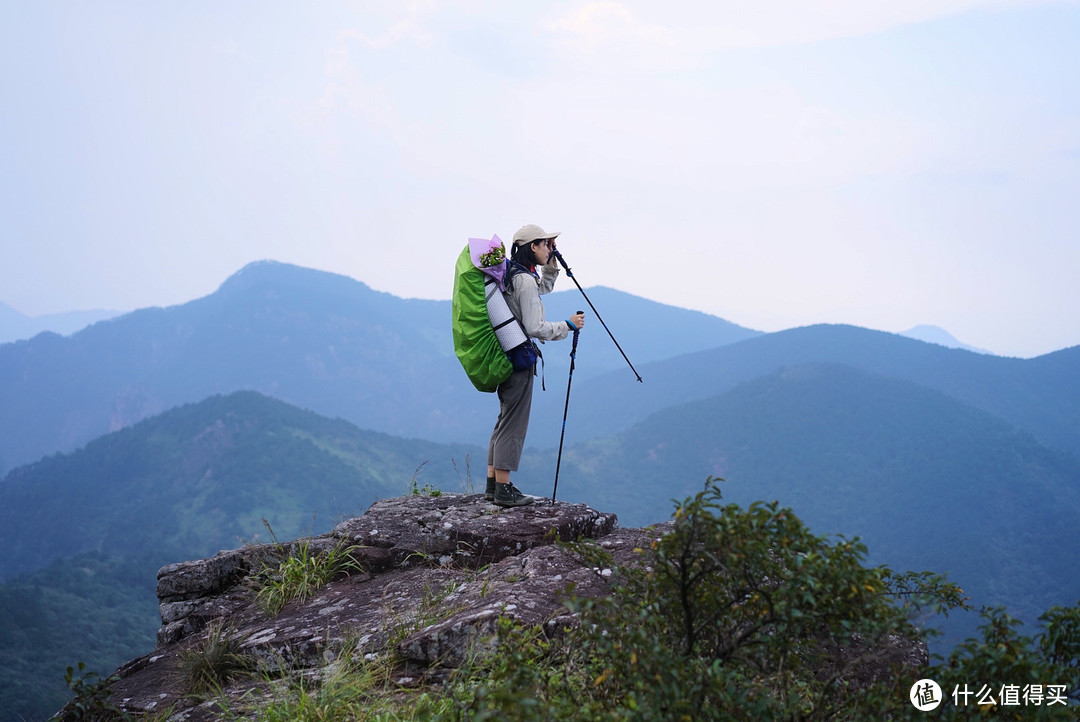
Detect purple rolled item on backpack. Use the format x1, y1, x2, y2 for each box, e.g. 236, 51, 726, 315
469, 234, 508, 290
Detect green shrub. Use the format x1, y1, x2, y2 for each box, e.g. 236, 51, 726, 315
926, 604, 1080, 720
59, 662, 130, 721
460, 478, 968, 721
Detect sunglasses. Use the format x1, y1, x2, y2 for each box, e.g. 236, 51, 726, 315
530, 239, 554, 248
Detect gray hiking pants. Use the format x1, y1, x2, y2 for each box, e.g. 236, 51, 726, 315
487, 368, 534, 472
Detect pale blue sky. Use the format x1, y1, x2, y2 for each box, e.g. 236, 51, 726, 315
2, 1, 1077, 357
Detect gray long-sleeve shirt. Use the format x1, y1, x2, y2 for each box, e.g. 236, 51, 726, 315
505, 265, 569, 343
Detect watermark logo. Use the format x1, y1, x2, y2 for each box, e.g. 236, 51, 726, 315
910, 678, 943, 711
909, 679, 1069, 711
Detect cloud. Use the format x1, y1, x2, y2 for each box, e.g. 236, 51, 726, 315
337, 0, 437, 50
548, 0, 1063, 54
549, 1, 674, 50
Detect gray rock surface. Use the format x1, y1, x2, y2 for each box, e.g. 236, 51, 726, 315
99, 493, 634, 719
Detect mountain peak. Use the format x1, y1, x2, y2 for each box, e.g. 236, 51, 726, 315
216, 260, 374, 297
0, 300, 26, 321
900, 325, 991, 354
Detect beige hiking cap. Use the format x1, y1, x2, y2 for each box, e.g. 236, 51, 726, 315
512, 224, 560, 248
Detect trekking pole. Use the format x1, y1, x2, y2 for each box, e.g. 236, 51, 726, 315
551, 313, 582, 505
551, 249, 642, 383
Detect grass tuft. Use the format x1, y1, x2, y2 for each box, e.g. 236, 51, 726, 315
256, 539, 364, 616
176, 621, 253, 696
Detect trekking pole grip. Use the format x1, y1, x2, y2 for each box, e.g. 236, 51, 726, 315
571, 326, 580, 365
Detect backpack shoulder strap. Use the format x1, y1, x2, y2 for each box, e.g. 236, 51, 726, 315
504, 260, 538, 291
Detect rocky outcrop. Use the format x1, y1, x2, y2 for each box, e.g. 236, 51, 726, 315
102, 493, 633, 719
74, 493, 927, 720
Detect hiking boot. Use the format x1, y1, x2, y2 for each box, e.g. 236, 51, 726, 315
484, 477, 496, 501
493, 481, 533, 508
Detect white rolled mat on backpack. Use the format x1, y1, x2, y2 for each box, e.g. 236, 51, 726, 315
485, 276, 528, 352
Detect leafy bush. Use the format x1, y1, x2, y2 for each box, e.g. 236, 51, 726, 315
460, 478, 968, 720
927, 604, 1080, 719
58, 662, 129, 721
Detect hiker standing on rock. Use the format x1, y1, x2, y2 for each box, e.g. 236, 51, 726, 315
486, 224, 586, 508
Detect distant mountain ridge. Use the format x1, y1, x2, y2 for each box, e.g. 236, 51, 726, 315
0, 300, 123, 345
561, 324, 1080, 459
900, 324, 991, 354
0, 260, 759, 474
3, 259, 1078, 473
539, 284, 762, 379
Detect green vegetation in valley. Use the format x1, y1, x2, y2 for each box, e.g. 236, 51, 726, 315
0, 391, 479, 582
0, 553, 159, 721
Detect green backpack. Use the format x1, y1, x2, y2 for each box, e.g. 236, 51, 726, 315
452, 242, 514, 392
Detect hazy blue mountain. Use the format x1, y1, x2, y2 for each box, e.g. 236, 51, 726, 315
0, 261, 757, 474
0, 390, 481, 582
539, 285, 761, 379
0, 300, 123, 345
900, 324, 991, 354
0, 302, 21, 329
523, 362, 1080, 646
3, 260, 1077, 483
0, 261, 473, 473
558, 324, 1080, 458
